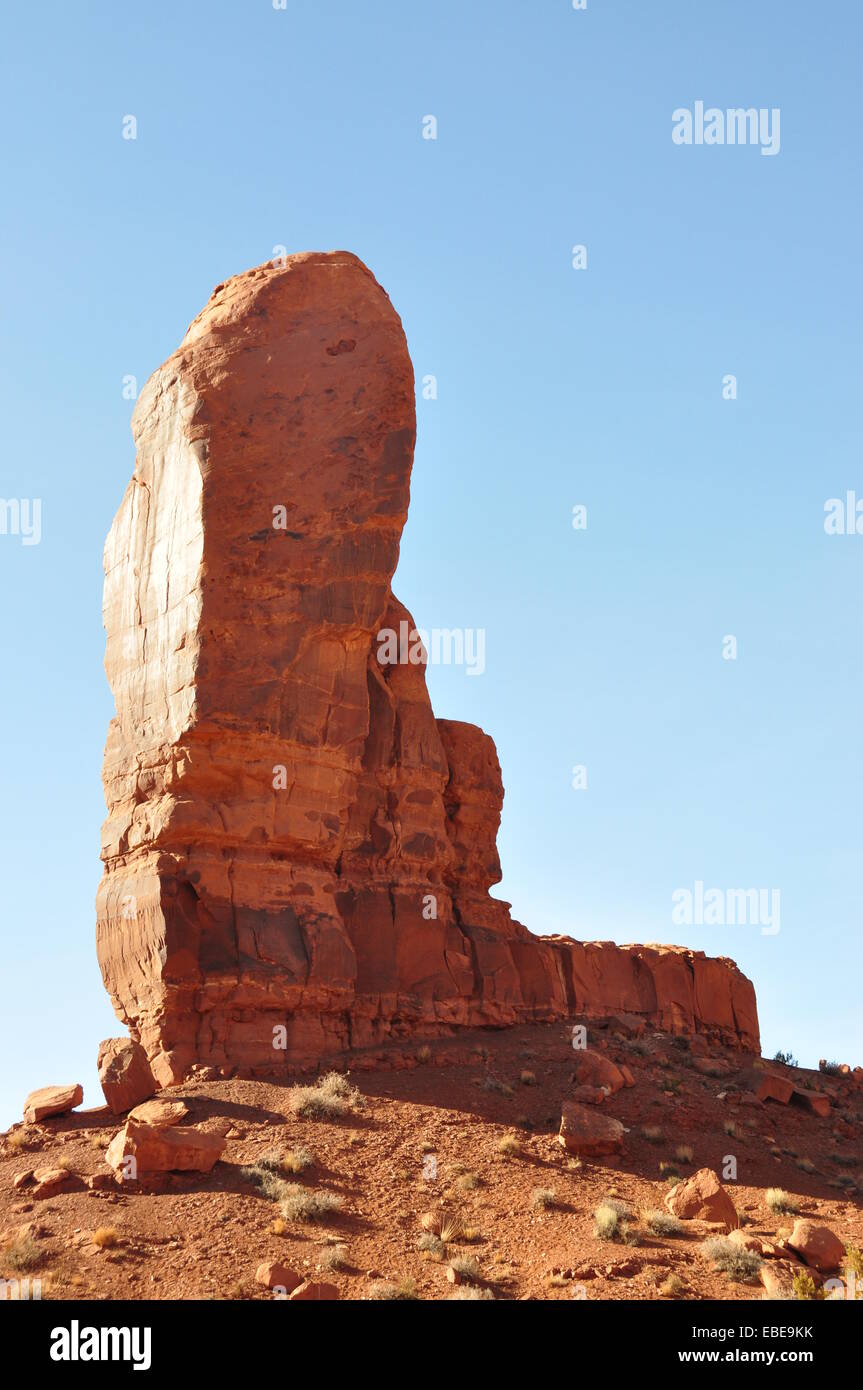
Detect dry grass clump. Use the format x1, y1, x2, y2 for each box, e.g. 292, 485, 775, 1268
367, 1278, 418, 1300
449, 1255, 482, 1284
91, 1228, 121, 1249
482, 1075, 514, 1097
659, 1271, 686, 1297
2, 1237, 42, 1272
282, 1146, 315, 1175
416, 1046, 432, 1063
520, 1070, 537, 1086
496, 1134, 522, 1159
532, 1187, 557, 1211
765, 1187, 800, 1215
594, 1201, 639, 1245
642, 1125, 664, 1144
674, 1144, 694, 1164
317, 1242, 348, 1272
241, 1154, 293, 1202
417, 1233, 446, 1260
288, 1071, 363, 1119
702, 1237, 762, 1282
279, 1184, 344, 1223
452, 1171, 480, 1193
643, 1209, 684, 1237
448, 1286, 494, 1300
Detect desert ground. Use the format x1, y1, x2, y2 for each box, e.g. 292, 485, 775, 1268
3, 1022, 860, 1302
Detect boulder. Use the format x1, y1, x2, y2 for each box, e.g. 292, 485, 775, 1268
105, 1119, 225, 1176
289, 1280, 339, 1301
571, 1085, 608, 1106
787, 1220, 846, 1273
604, 1011, 647, 1039
664, 1168, 738, 1231
255, 1261, 303, 1294
791, 1090, 830, 1118
759, 1259, 801, 1300
128, 1098, 188, 1127
558, 1101, 625, 1157
97, 1038, 156, 1115
23, 1084, 82, 1124
571, 1050, 626, 1095
728, 1230, 782, 1258
31, 1167, 76, 1199
752, 1071, 793, 1105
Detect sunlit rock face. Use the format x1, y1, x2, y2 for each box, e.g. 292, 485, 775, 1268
96, 252, 759, 1083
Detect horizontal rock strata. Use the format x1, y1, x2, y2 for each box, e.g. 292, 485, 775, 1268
96, 251, 759, 1082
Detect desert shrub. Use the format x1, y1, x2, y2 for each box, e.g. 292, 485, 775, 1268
773, 1050, 797, 1068
642, 1125, 664, 1144
279, 1184, 343, 1223
2, 1237, 42, 1272
452, 1172, 479, 1193
417, 1233, 445, 1260
368, 1278, 418, 1300
644, 1210, 684, 1237
594, 1203, 621, 1241
674, 1145, 694, 1164
532, 1187, 557, 1211
793, 1269, 822, 1301
660, 1272, 686, 1297
288, 1072, 362, 1119
496, 1134, 521, 1159
317, 1242, 348, 1272
702, 1237, 762, 1282
282, 1146, 315, 1174
448, 1286, 494, 1300
241, 1159, 292, 1202
449, 1255, 481, 1283
765, 1188, 800, 1215
594, 1199, 639, 1245
421, 1208, 464, 1242
91, 1228, 121, 1249
482, 1075, 514, 1096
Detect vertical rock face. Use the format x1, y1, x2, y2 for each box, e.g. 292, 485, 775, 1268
97, 252, 759, 1082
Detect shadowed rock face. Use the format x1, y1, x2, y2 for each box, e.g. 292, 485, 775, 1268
96, 252, 759, 1083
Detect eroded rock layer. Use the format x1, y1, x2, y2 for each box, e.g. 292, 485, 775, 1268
97, 252, 759, 1082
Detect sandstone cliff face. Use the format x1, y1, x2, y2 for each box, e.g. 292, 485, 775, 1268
97, 252, 759, 1083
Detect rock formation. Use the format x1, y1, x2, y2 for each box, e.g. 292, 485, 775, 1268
96, 251, 759, 1084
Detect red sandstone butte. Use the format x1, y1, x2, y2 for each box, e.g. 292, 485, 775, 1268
96, 251, 760, 1082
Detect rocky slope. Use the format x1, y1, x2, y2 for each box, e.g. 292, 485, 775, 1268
2, 1029, 860, 1301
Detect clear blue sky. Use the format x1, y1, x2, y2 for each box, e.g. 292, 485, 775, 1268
1, 1, 860, 1128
